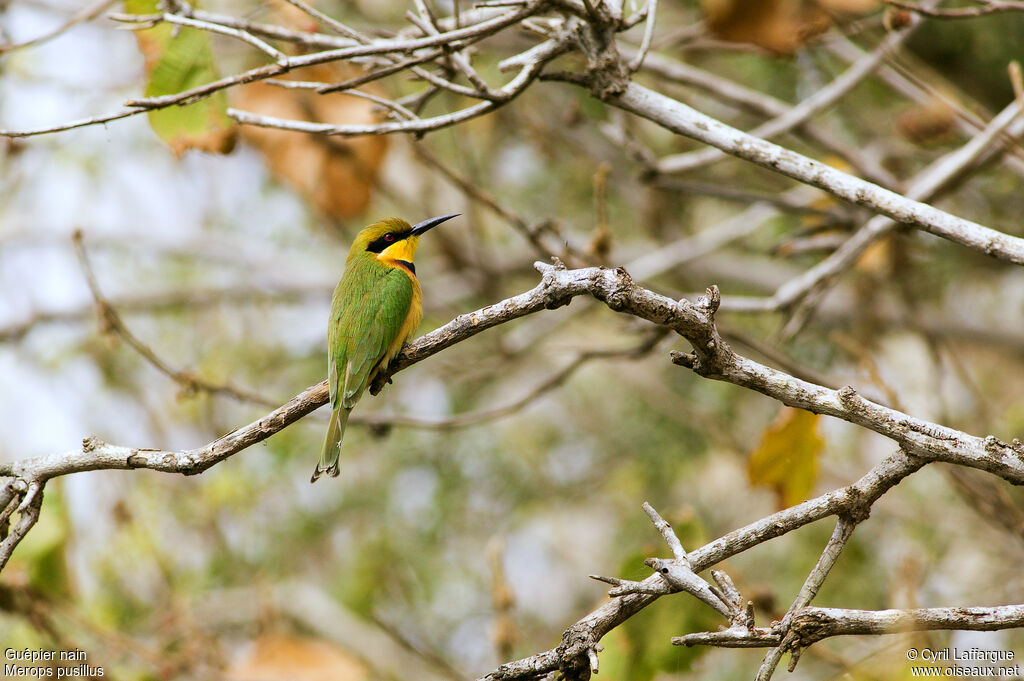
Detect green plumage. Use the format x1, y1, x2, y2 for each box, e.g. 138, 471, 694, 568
315, 257, 414, 481
312, 214, 458, 483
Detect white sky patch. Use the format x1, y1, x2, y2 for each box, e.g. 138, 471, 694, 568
389, 465, 439, 523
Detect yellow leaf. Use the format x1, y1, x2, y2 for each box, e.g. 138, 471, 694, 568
747, 408, 823, 508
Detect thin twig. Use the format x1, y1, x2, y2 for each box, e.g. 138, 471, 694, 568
265, 80, 420, 121
0, 0, 117, 54
767, 97, 1024, 314
410, 141, 584, 264
826, 35, 1024, 173
627, 0, 657, 71
0, 1, 547, 139
72, 231, 278, 407
655, 21, 919, 175
884, 0, 1024, 17
138, 11, 290, 64
756, 517, 860, 679
278, 0, 367, 41
228, 35, 570, 137
602, 83, 1024, 267
627, 48, 901, 187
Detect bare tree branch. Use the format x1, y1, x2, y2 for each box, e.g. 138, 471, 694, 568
676, 604, 1024, 648
789, 604, 1024, 642
629, 48, 901, 187
605, 83, 1024, 265
752, 96, 1024, 314
655, 19, 919, 176
228, 35, 570, 136
0, 0, 117, 54
480, 447, 923, 680
756, 517, 859, 679
885, 0, 1024, 18
0, 0, 550, 139
3, 3, 1024, 674
73, 231, 278, 407
6, 261, 1021, 578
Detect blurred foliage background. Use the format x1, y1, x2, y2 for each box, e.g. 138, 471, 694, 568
1, 0, 1024, 679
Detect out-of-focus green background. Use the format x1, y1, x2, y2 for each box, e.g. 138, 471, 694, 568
1, 1, 1024, 679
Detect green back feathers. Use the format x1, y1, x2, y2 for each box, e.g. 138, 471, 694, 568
316, 215, 452, 482
328, 257, 414, 410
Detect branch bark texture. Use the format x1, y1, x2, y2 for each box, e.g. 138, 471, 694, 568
610, 84, 1024, 265
4, 263, 1022, 677
2, 3, 1024, 676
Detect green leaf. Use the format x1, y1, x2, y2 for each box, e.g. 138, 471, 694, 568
125, 0, 237, 156
747, 407, 823, 508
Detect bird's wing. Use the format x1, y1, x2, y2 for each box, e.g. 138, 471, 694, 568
328, 265, 413, 410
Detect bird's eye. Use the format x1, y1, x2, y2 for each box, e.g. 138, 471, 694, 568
384, 233, 395, 242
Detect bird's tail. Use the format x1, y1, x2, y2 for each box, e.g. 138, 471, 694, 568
312, 407, 349, 483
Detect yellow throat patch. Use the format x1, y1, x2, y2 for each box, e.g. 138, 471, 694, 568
377, 235, 420, 265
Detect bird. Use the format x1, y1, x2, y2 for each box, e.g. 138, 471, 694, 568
312, 213, 460, 483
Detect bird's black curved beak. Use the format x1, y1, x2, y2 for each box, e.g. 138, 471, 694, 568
411, 213, 460, 236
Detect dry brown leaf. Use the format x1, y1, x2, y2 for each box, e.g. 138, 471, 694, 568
226, 633, 368, 681
234, 63, 390, 221
883, 7, 915, 31
263, 0, 323, 33
896, 98, 959, 145
702, 0, 877, 54
232, 1, 389, 221
702, 0, 830, 54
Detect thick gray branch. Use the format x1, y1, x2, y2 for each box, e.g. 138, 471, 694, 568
0, 382, 329, 481
655, 20, 918, 176
609, 83, 1024, 265
5, 263, 1021, 493
675, 604, 1024, 648
790, 604, 1024, 644
3, 264, 1023, 664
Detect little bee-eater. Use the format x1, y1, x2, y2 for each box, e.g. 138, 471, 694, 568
313, 213, 460, 483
